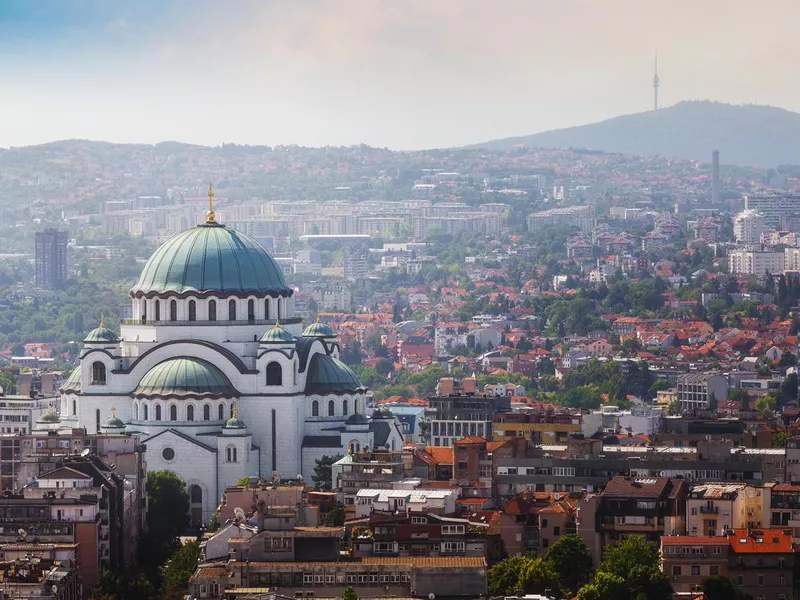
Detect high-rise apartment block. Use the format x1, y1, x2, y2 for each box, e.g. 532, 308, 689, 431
343, 242, 368, 280
744, 192, 800, 228
733, 209, 765, 244
35, 228, 68, 288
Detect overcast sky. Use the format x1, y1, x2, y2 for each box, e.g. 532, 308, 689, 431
1, 0, 798, 150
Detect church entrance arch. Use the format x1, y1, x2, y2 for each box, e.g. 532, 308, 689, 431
188, 484, 203, 527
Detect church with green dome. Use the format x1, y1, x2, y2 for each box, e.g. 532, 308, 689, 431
59, 187, 402, 522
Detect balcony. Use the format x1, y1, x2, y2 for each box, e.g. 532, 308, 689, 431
699, 506, 719, 514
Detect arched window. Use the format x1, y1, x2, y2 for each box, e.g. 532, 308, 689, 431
208, 300, 216, 321
143, 405, 149, 421
142, 300, 147, 322
187, 405, 194, 421
230, 404, 235, 418
189, 484, 202, 504
133, 403, 138, 420
265, 298, 271, 319
228, 299, 236, 321
312, 400, 319, 417
154, 300, 160, 322
170, 300, 177, 321
247, 299, 255, 323
91, 362, 106, 385
96, 409, 100, 433
277, 298, 281, 319
218, 403, 224, 421
266, 362, 282, 386
226, 446, 238, 463
155, 405, 162, 421
342, 399, 348, 416
328, 400, 335, 417
169, 405, 177, 421
203, 404, 210, 421
188, 300, 196, 322
72, 399, 77, 416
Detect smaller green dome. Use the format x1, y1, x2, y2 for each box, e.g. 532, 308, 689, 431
345, 411, 369, 426
303, 320, 335, 338
134, 357, 238, 399
103, 410, 125, 429
37, 410, 60, 424
84, 318, 119, 344
306, 353, 364, 395
224, 408, 247, 429
260, 323, 295, 344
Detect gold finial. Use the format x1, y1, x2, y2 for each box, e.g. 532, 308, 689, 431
206, 182, 216, 222
100, 314, 104, 328
111, 407, 116, 418
275, 316, 280, 328
232, 406, 237, 419
316, 314, 321, 323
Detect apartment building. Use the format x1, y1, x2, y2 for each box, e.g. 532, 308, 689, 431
686, 483, 768, 536
728, 250, 784, 277
426, 389, 511, 447
676, 372, 729, 412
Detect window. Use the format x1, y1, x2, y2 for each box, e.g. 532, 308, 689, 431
91, 362, 106, 385
133, 403, 138, 420
553, 526, 561, 537
411, 516, 427, 524
328, 400, 335, 416
169, 405, 177, 421
155, 299, 160, 321
155, 405, 162, 421
758, 575, 764, 586
479, 465, 492, 478
277, 298, 281, 319
188, 300, 196, 321
208, 300, 216, 321
265, 298, 270, 319
72, 399, 77, 415
713, 546, 721, 554
691, 566, 700, 576
541, 519, 548, 528
170, 299, 177, 321
343, 399, 348, 416
143, 405, 148, 420
441, 542, 464, 554
162, 447, 175, 461
187, 405, 194, 421
248, 299, 255, 322
312, 401, 319, 417
710, 566, 719, 576
779, 574, 786, 585
203, 404, 210, 421
218, 403, 224, 420
672, 566, 681, 576
228, 299, 236, 321
266, 362, 282, 386
458, 461, 468, 471
226, 446, 238, 462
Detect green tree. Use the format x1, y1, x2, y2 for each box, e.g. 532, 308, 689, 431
236, 476, 251, 486
728, 388, 751, 409
487, 556, 529, 596
312, 454, 343, 490
707, 391, 718, 412
88, 571, 157, 600
755, 393, 777, 416
139, 471, 189, 572
518, 557, 562, 597
375, 358, 394, 377
772, 431, 790, 449
576, 571, 627, 600
162, 541, 202, 600
342, 586, 359, 600
647, 379, 671, 400
667, 399, 681, 416
0, 372, 17, 395
778, 350, 797, 367
590, 534, 672, 600
322, 505, 346, 526
701, 575, 754, 600
544, 534, 593, 594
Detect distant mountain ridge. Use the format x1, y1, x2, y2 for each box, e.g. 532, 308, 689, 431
469, 101, 800, 166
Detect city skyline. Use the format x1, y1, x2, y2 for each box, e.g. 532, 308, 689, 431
1, 0, 799, 150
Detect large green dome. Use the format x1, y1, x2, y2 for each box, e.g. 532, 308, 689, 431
305, 354, 365, 395
133, 357, 238, 399
130, 222, 290, 298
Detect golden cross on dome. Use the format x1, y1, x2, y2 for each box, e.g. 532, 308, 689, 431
111, 407, 116, 418
206, 182, 216, 222
232, 406, 237, 419
100, 314, 104, 328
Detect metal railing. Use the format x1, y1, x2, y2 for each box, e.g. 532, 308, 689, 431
120, 317, 302, 327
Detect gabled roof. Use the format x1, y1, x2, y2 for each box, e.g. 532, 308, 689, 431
728, 529, 792, 554
38, 467, 91, 480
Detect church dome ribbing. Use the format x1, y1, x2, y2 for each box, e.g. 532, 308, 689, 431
133, 357, 238, 399
260, 322, 296, 344
302, 320, 335, 338
130, 222, 290, 298
305, 354, 364, 395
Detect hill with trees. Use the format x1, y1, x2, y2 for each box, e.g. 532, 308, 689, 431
469, 101, 800, 166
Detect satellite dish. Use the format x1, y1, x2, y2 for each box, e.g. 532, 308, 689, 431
80, 448, 91, 457
18, 528, 26, 537
233, 507, 245, 520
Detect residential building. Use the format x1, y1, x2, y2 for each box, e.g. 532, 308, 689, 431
661, 535, 729, 594
331, 451, 407, 507
686, 483, 768, 536
733, 209, 766, 244
426, 390, 511, 447
727, 528, 794, 600
728, 250, 784, 276
343, 242, 368, 280
354, 489, 458, 518
0, 393, 51, 436
0, 554, 80, 600
527, 205, 594, 233
578, 476, 687, 567
492, 411, 582, 444
744, 192, 800, 228
676, 372, 729, 412
502, 492, 579, 555
35, 228, 68, 289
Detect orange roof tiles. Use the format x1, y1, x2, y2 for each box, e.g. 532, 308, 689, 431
727, 529, 792, 554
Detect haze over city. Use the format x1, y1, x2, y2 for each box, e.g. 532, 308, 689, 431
2, 0, 799, 150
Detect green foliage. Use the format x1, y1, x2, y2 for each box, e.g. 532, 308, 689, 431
728, 388, 751, 409
518, 557, 562, 597
322, 505, 346, 526
544, 534, 593, 594
755, 393, 777, 416
312, 454, 343, 490
139, 471, 189, 572
162, 541, 202, 600
0, 371, 17, 395
487, 556, 529, 596
779, 350, 797, 367
342, 586, 359, 600
554, 359, 652, 408
701, 575, 754, 600
88, 571, 158, 600
773, 431, 790, 449
236, 476, 251, 486
577, 535, 672, 600
207, 510, 220, 532
647, 379, 671, 399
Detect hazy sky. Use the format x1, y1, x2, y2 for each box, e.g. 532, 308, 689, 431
1, 0, 798, 150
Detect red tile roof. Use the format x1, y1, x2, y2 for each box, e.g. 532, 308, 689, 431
727, 529, 793, 554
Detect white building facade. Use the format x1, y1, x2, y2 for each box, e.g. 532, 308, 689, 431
59, 202, 401, 521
